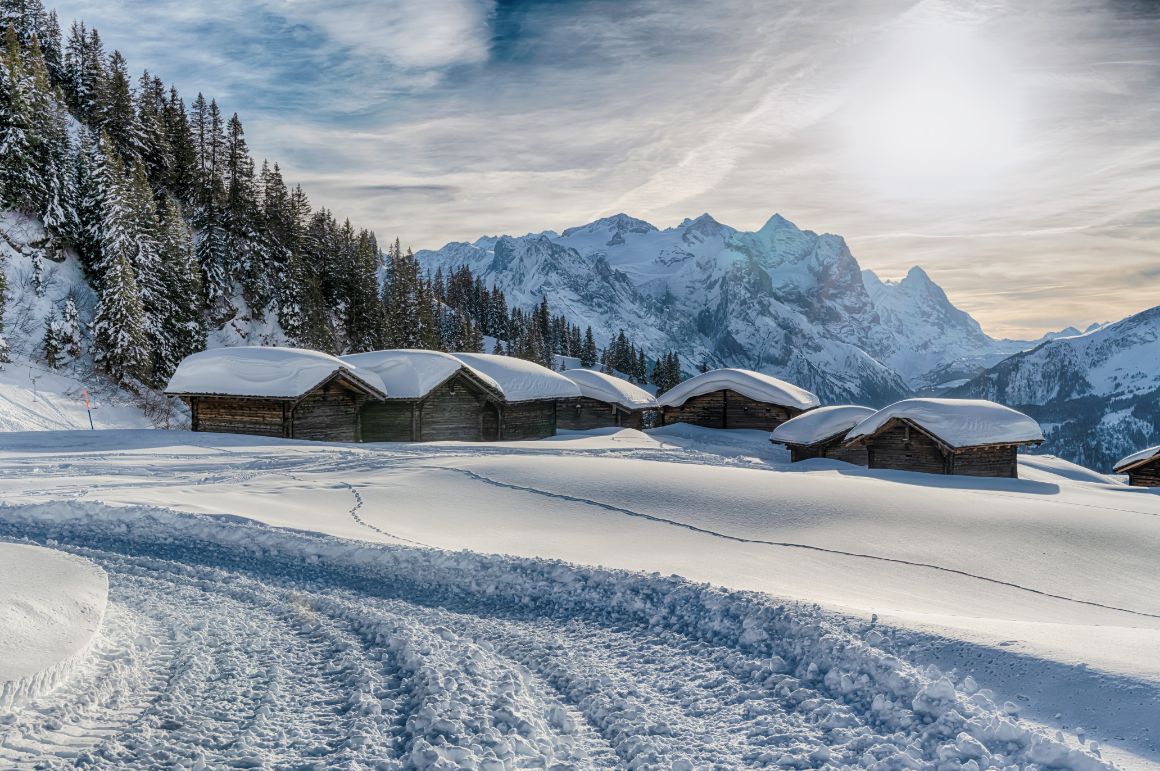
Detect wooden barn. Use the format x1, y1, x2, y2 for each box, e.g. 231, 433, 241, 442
340, 350, 504, 442
1113, 446, 1160, 487
770, 405, 876, 465
658, 368, 819, 431
557, 369, 658, 431
843, 398, 1044, 478
453, 353, 583, 440
165, 347, 388, 442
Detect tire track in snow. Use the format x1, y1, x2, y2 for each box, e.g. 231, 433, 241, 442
427, 464, 1160, 621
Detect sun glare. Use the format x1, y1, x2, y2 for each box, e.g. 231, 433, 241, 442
844, 20, 1022, 201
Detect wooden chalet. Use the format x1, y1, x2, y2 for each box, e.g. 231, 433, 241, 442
454, 353, 584, 440
658, 368, 820, 431
340, 350, 504, 442
1113, 446, 1160, 487
558, 369, 658, 431
770, 405, 875, 465
165, 347, 388, 442
843, 398, 1044, 478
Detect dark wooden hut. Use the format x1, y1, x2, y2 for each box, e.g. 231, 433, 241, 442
557, 369, 658, 431
658, 368, 819, 431
1113, 447, 1160, 487
341, 351, 504, 442
843, 398, 1044, 478
165, 347, 388, 442
454, 353, 583, 440
771, 405, 875, 465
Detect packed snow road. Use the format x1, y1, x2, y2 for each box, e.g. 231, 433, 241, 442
0, 503, 1108, 770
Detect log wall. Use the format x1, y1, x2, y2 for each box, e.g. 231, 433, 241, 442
501, 400, 557, 440
788, 436, 868, 466
662, 390, 799, 431
290, 385, 364, 442
1127, 460, 1160, 487
419, 378, 487, 441
557, 397, 626, 430
948, 444, 1019, 478
360, 402, 416, 442
191, 397, 287, 438
865, 423, 949, 474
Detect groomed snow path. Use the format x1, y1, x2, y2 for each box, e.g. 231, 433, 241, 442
0, 509, 1105, 770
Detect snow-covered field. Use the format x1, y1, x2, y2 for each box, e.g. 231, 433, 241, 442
0, 426, 1157, 768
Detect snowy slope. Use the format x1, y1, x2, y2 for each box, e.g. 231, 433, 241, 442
1, 429, 1151, 767
951, 305, 1160, 470
418, 212, 1037, 404
0, 543, 107, 709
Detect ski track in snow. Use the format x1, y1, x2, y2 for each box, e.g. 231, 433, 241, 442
0, 506, 1111, 770
421, 464, 1160, 622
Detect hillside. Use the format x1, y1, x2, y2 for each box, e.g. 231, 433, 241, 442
950, 305, 1160, 470
418, 213, 1040, 405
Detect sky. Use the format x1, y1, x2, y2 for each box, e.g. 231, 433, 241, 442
49, 0, 1160, 338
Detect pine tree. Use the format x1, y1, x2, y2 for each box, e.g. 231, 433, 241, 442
42, 308, 62, 367
0, 26, 36, 211
156, 195, 204, 377
61, 295, 81, 358
581, 327, 597, 368
0, 250, 8, 363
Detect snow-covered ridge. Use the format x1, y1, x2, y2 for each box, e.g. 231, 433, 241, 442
340, 350, 501, 400
657, 368, 820, 410
453, 352, 581, 402
165, 346, 387, 399
561, 368, 657, 410
847, 398, 1045, 448
770, 405, 875, 446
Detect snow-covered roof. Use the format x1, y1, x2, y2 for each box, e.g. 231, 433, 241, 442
657, 368, 820, 410
452, 353, 582, 402
166, 347, 387, 399
770, 405, 876, 446
1113, 445, 1160, 473
340, 350, 501, 400
561, 369, 658, 411
845, 398, 1044, 449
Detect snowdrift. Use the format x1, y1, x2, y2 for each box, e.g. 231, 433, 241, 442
0, 543, 108, 709
658, 368, 820, 410
848, 398, 1044, 448
166, 346, 386, 399
452, 353, 581, 402
560, 368, 657, 410
341, 350, 501, 399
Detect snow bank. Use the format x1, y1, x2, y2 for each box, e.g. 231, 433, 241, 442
657, 368, 820, 410
341, 350, 500, 399
560, 368, 657, 410
452, 353, 581, 402
847, 398, 1044, 448
165, 346, 387, 399
0, 501, 1111, 770
0, 543, 108, 709
1113, 445, 1160, 473
770, 404, 876, 446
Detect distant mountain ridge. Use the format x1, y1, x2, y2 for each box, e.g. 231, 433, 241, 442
418, 212, 1041, 405
950, 306, 1160, 471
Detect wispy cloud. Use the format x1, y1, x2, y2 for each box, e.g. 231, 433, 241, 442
47, 0, 1160, 338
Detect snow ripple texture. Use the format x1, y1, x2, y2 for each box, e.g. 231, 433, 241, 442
0, 502, 1109, 770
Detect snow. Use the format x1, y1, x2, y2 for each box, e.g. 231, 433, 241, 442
0, 362, 152, 432
657, 367, 820, 410
1114, 444, 1160, 473
847, 397, 1045, 448
560, 368, 657, 410
1, 427, 1157, 766
770, 404, 876, 446
165, 346, 387, 399
0, 543, 107, 709
452, 352, 581, 402
340, 349, 501, 399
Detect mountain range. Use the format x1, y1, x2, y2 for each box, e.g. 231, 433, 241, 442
418, 212, 1048, 405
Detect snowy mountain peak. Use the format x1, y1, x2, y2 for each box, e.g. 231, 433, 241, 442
757, 213, 795, 235
561, 213, 657, 240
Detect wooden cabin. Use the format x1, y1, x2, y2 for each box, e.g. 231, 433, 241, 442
771, 405, 875, 465
843, 398, 1044, 478
453, 353, 583, 440
1113, 446, 1160, 487
165, 347, 388, 442
658, 368, 820, 431
557, 369, 658, 431
340, 350, 504, 442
